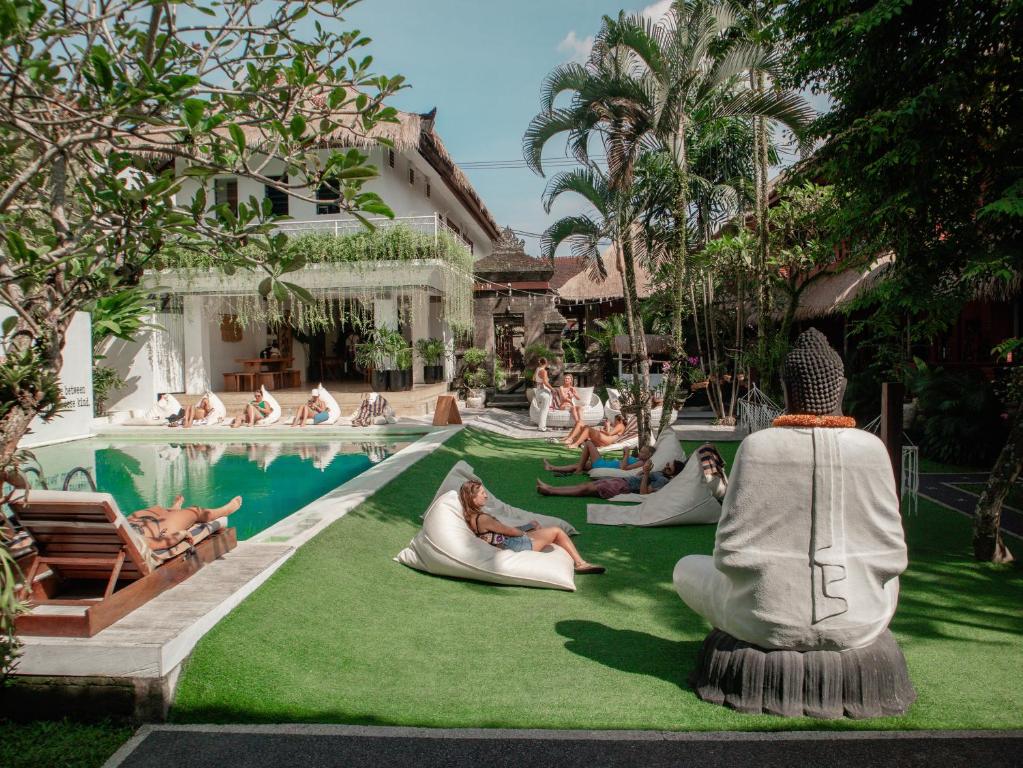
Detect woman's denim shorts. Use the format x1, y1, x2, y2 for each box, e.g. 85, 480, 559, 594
503, 534, 534, 553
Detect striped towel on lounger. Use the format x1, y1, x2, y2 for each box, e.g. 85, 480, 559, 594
352, 395, 389, 427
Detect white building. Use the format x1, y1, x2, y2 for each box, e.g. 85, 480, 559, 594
106, 109, 500, 412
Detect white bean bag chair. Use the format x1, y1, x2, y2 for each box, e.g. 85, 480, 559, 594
339, 393, 398, 426
191, 391, 227, 426
431, 461, 578, 535
123, 394, 183, 425
299, 384, 342, 425
395, 490, 576, 591
528, 387, 605, 428
589, 429, 685, 479
586, 447, 726, 527
255, 386, 281, 426
604, 387, 677, 429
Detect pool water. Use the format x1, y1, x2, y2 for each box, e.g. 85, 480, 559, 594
28, 438, 416, 540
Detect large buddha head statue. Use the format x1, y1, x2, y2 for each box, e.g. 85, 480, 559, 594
781, 328, 847, 416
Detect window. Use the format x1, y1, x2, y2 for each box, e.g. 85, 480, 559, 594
387, 149, 395, 168
425, 179, 431, 198
466, 238, 474, 254
264, 175, 289, 216
448, 221, 460, 236
316, 179, 341, 215
408, 167, 415, 186
213, 178, 238, 215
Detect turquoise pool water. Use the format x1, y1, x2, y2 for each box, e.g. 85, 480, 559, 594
28, 437, 418, 540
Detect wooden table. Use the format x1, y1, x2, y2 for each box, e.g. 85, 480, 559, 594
227, 357, 300, 391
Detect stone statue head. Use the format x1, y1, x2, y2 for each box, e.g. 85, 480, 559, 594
781, 328, 847, 415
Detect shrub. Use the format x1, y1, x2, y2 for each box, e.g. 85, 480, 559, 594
908, 359, 1006, 465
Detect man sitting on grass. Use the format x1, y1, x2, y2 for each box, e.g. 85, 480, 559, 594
538, 458, 684, 499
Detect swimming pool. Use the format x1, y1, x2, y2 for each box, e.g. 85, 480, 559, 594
26, 437, 421, 540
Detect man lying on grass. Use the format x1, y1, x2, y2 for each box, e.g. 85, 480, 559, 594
543, 442, 652, 476
537, 459, 685, 499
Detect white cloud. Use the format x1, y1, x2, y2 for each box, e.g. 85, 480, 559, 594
556, 30, 594, 64
640, 0, 672, 21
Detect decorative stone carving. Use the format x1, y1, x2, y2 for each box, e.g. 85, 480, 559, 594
674, 328, 915, 717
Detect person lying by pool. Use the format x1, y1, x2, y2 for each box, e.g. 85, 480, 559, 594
292, 388, 328, 427
560, 414, 627, 449
229, 390, 271, 428
173, 394, 211, 429
459, 479, 605, 574
543, 442, 652, 476
537, 458, 685, 499
126, 495, 241, 555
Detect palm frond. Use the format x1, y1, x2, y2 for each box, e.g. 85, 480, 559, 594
541, 215, 605, 267
539, 63, 592, 114
542, 167, 608, 216
522, 108, 581, 176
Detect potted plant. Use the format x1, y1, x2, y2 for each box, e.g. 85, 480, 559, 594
464, 369, 489, 408
356, 330, 391, 392
379, 329, 412, 392
393, 342, 414, 391
416, 338, 446, 384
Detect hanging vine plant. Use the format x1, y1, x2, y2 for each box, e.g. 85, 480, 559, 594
151, 224, 474, 334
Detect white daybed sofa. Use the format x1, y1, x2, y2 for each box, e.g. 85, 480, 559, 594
528, 386, 605, 429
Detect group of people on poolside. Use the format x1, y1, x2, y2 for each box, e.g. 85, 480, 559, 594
159, 388, 361, 428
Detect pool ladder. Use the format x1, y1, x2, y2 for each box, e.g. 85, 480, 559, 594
62, 467, 98, 492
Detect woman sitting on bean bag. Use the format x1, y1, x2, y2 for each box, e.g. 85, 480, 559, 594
459, 480, 605, 575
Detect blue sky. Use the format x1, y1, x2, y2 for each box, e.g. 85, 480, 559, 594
344, 0, 825, 254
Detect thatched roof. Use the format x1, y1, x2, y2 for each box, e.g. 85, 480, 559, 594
475, 227, 553, 282
791, 257, 892, 320
612, 334, 671, 356
556, 245, 654, 302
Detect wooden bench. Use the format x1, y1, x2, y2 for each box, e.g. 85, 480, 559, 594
222, 372, 257, 392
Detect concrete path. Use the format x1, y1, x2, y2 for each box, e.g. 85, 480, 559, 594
919, 472, 1023, 539
105, 724, 1023, 768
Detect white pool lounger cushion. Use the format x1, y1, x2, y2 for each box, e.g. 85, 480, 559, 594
255, 386, 282, 426
395, 490, 576, 591
430, 461, 578, 535
588, 429, 686, 479
586, 452, 724, 527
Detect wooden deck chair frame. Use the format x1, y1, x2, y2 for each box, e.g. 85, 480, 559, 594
9, 490, 237, 638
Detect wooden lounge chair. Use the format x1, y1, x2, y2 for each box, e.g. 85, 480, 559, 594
9, 489, 237, 638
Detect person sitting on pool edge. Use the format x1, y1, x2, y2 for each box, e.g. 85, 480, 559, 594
292, 388, 329, 427
543, 442, 652, 476
459, 480, 605, 574
559, 413, 629, 449
229, 389, 271, 428
537, 458, 685, 499
127, 494, 241, 557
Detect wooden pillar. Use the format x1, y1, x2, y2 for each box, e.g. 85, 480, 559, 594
881, 382, 904, 500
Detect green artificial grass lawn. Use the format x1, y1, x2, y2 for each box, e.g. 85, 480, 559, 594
173, 429, 1023, 731
0, 720, 132, 768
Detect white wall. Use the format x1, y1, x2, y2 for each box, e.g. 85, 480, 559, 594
205, 306, 264, 392
175, 146, 494, 261
0, 309, 95, 448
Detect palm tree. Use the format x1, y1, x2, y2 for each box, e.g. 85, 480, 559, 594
540, 164, 661, 443
594, 0, 814, 416
525, 52, 659, 441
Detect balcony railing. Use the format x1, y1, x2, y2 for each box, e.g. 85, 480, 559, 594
274, 213, 473, 254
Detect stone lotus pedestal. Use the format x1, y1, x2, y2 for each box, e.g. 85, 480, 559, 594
689, 628, 916, 719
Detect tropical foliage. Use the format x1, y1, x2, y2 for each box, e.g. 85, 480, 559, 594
780, 0, 1023, 561
0, 0, 404, 468
525, 0, 813, 438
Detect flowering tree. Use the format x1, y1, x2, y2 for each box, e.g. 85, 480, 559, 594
0, 0, 404, 466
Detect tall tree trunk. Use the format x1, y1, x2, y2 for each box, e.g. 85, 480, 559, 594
973, 402, 1021, 563
751, 68, 771, 387
661, 140, 690, 436
620, 234, 651, 444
